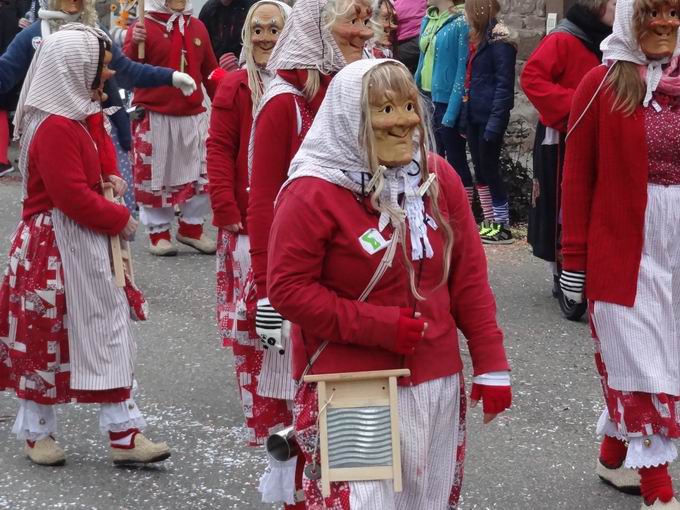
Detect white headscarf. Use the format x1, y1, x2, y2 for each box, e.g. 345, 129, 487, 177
284, 58, 434, 260
266, 0, 346, 72
38, 0, 98, 37
14, 25, 110, 194
600, 0, 680, 106
145, 0, 194, 35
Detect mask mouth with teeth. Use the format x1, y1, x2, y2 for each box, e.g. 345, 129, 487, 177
634, 0, 680, 59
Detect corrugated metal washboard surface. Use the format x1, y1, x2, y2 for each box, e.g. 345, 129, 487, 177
327, 406, 393, 469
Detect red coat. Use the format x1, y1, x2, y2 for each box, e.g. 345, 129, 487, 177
123, 15, 218, 115
22, 115, 130, 236
520, 32, 600, 132
207, 69, 251, 231
562, 65, 648, 306
267, 155, 509, 386
247, 70, 332, 299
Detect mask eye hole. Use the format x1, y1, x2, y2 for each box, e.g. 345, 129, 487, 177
651, 9, 659, 17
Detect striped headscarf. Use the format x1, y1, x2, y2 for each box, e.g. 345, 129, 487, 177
266, 0, 346, 72
14, 25, 110, 194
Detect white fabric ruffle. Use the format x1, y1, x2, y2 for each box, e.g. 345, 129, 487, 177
626, 435, 678, 469
258, 456, 298, 505
12, 399, 57, 441
99, 399, 147, 434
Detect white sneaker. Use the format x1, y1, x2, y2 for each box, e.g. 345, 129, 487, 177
596, 459, 641, 495
24, 436, 66, 466
110, 433, 171, 466
642, 497, 680, 509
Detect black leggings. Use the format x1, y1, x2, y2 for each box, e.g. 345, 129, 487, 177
467, 123, 507, 205
433, 102, 472, 187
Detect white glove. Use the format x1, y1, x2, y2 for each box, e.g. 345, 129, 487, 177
172, 71, 197, 96
256, 297, 285, 355
559, 270, 585, 304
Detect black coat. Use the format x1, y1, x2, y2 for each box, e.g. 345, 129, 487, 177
462, 19, 516, 141
198, 0, 255, 60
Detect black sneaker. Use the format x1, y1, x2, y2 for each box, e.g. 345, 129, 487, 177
481, 223, 514, 245
0, 162, 14, 177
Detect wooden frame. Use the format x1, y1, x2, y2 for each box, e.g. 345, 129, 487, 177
303, 369, 410, 497
102, 183, 133, 288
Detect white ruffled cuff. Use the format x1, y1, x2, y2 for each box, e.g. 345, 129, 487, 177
626, 435, 678, 469
258, 456, 298, 505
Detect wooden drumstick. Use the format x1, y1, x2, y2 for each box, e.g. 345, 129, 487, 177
137, 0, 145, 60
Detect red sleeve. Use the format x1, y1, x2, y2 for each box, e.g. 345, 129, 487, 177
123, 20, 140, 62
561, 66, 604, 272
432, 155, 509, 375
33, 119, 130, 236
198, 23, 219, 99
520, 34, 575, 131
267, 181, 401, 350
206, 78, 242, 227
248, 94, 295, 299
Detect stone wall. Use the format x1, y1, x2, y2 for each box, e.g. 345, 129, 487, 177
501, 0, 547, 156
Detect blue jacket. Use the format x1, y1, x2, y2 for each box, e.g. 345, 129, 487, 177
414, 9, 468, 127
463, 19, 516, 141
0, 22, 175, 150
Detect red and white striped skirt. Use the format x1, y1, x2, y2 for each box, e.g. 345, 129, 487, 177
293, 373, 466, 509
0, 213, 129, 405
216, 229, 292, 446
132, 111, 208, 209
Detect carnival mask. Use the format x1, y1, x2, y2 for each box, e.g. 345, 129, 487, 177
330, 0, 374, 63
165, 0, 187, 12
638, 2, 680, 59
370, 90, 420, 167
59, 0, 82, 14
251, 3, 284, 67
377, 2, 396, 46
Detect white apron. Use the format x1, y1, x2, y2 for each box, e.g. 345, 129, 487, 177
51, 209, 136, 391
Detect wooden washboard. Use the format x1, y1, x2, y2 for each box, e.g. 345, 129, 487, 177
303, 368, 410, 497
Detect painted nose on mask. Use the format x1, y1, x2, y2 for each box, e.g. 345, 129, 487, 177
650, 16, 680, 29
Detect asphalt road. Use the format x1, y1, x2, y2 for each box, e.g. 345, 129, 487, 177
0, 173, 670, 510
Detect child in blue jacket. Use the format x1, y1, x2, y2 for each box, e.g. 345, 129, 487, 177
463, 0, 516, 244
415, 0, 471, 203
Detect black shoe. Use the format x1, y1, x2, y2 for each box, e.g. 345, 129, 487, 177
0, 162, 15, 177
481, 223, 514, 245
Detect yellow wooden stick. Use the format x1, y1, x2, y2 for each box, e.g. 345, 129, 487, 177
137, 0, 145, 60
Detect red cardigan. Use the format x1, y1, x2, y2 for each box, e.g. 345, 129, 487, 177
22, 115, 130, 236
207, 69, 251, 232
123, 15, 218, 115
520, 32, 600, 132
562, 65, 649, 306
268, 155, 509, 386
247, 70, 332, 299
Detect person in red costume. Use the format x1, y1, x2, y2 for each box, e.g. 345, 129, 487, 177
124, 0, 219, 256
520, 0, 614, 295
561, 0, 680, 506
0, 26, 170, 468
249, 0, 374, 410
207, 1, 305, 506
268, 58, 511, 508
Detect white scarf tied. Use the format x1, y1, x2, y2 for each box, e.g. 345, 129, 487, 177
600, 0, 680, 106
145, 0, 193, 35
345, 165, 434, 260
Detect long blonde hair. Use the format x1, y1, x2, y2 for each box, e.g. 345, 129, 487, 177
606, 0, 680, 115
241, 1, 291, 114
465, 0, 501, 44
359, 62, 454, 300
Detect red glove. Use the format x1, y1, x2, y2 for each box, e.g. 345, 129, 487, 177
208, 67, 228, 83
470, 384, 512, 423
219, 52, 239, 71
393, 308, 426, 355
